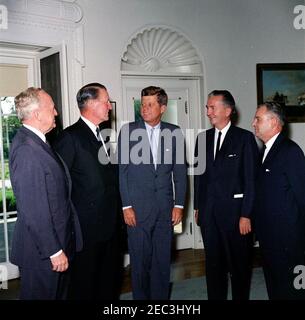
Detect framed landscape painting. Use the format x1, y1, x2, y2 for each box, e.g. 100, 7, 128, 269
257, 63, 305, 122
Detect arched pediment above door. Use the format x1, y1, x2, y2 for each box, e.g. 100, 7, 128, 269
121, 27, 202, 74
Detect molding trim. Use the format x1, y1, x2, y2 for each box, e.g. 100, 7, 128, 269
8, 12, 77, 33
5, 0, 83, 24
121, 27, 202, 74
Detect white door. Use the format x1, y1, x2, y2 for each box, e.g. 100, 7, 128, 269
122, 76, 202, 250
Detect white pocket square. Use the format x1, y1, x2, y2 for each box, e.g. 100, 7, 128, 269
265, 169, 270, 172
228, 154, 237, 157
234, 193, 244, 198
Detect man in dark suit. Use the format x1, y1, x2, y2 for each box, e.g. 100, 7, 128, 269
252, 102, 305, 300
53, 83, 121, 300
194, 90, 259, 300
118, 86, 187, 300
9, 87, 82, 300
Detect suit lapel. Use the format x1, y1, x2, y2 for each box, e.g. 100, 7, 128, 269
157, 122, 165, 171
206, 129, 215, 166
77, 118, 101, 147
77, 118, 112, 162
218, 125, 235, 157
262, 132, 285, 166
157, 121, 171, 171
212, 125, 235, 165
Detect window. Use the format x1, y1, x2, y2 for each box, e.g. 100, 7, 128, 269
0, 96, 20, 262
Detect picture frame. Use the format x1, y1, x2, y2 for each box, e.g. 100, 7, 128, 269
100, 101, 117, 141
257, 63, 305, 122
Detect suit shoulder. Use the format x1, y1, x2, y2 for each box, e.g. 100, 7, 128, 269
10, 140, 41, 167
53, 125, 79, 151
62, 121, 82, 134
11, 130, 39, 150
233, 126, 253, 136
161, 121, 181, 131
127, 121, 138, 129
285, 138, 305, 155
232, 126, 256, 142
54, 128, 73, 144
55, 120, 83, 140
119, 121, 140, 133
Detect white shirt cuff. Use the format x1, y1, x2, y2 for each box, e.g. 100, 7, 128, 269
174, 205, 184, 209
123, 206, 132, 210
50, 249, 63, 258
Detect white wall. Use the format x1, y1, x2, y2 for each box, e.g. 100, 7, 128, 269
77, 0, 305, 148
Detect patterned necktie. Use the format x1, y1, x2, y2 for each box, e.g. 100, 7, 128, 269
214, 130, 222, 160
150, 127, 158, 169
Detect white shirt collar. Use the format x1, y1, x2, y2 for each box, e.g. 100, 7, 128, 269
81, 115, 99, 138
81, 115, 110, 158
265, 132, 280, 151
23, 124, 46, 143
144, 121, 161, 130
215, 121, 231, 137
262, 132, 280, 163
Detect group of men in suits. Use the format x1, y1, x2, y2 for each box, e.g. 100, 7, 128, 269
10, 83, 185, 300
194, 90, 305, 300
9, 84, 305, 300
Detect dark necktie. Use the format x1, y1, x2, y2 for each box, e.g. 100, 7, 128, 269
215, 130, 222, 160
96, 127, 102, 142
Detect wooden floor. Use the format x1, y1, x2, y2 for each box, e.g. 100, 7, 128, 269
121, 249, 206, 293
1, 248, 263, 298
121, 247, 263, 293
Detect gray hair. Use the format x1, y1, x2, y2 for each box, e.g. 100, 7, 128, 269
14, 87, 42, 121
259, 102, 286, 126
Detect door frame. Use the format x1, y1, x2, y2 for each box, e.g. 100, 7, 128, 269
37, 43, 70, 128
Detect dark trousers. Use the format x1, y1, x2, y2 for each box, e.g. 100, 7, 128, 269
260, 245, 305, 300
68, 234, 122, 300
19, 267, 70, 300
127, 216, 172, 300
200, 215, 252, 300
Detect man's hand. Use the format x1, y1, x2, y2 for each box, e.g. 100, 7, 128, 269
50, 252, 69, 272
194, 209, 199, 225
123, 207, 137, 227
239, 217, 251, 235
172, 207, 183, 226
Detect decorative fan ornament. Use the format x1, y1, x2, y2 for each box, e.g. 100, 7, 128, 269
121, 28, 202, 73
